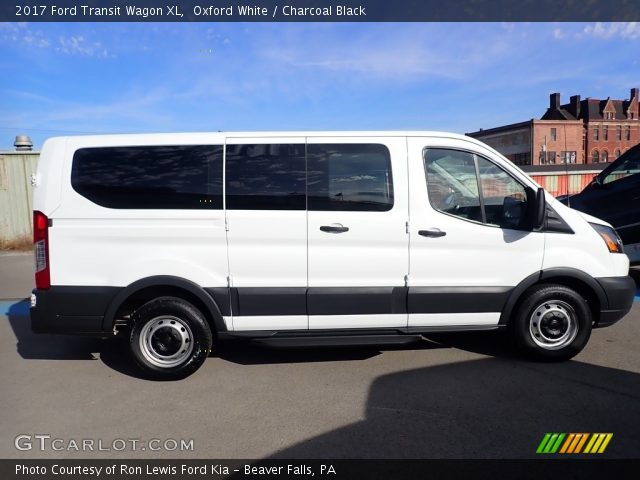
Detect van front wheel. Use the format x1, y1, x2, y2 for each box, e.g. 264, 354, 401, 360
129, 297, 213, 379
511, 284, 592, 361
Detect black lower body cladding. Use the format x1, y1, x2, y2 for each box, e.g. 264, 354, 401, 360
30, 275, 636, 335
31, 286, 120, 334
595, 275, 636, 327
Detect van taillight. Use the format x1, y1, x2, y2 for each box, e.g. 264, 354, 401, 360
33, 211, 50, 289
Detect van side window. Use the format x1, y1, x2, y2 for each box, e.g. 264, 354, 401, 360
424, 148, 529, 229
476, 156, 528, 229
225, 144, 306, 210
71, 145, 222, 209
307, 144, 393, 211
424, 149, 483, 223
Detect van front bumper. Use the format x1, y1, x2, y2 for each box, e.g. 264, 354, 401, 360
30, 287, 119, 335
595, 276, 637, 328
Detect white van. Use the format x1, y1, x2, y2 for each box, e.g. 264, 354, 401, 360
30, 132, 635, 378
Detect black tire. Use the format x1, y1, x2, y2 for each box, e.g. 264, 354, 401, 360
129, 296, 213, 379
510, 284, 592, 361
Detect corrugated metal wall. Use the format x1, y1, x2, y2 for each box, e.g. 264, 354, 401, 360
0, 152, 39, 248
530, 171, 598, 198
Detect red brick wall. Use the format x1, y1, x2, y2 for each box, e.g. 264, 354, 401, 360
532, 121, 584, 165
585, 121, 640, 163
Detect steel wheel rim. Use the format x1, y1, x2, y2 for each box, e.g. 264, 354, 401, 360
529, 300, 578, 350
139, 316, 194, 368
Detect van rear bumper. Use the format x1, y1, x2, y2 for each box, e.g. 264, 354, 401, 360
595, 276, 637, 328
30, 287, 119, 335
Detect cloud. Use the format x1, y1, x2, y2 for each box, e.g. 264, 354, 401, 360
0, 23, 50, 48
553, 28, 565, 40
56, 35, 112, 57
582, 22, 640, 40
256, 25, 511, 82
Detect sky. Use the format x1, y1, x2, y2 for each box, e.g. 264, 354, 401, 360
0, 21, 639, 149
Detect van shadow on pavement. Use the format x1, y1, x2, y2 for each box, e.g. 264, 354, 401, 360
6, 296, 511, 379
5, 298, 447, 379
5, 266, 639, 379
6, 299, 640, 461
251, 358, 640, 460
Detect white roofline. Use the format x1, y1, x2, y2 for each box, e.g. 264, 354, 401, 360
47, 130, 486, 145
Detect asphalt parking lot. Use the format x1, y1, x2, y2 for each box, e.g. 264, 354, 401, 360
1, 251, 639, 459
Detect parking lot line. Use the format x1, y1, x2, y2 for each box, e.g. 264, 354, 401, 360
0, 299, 29, 316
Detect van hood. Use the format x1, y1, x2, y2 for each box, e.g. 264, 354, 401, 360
575, 210, 612, 228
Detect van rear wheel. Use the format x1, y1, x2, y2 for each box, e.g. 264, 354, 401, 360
511, 284, 592, 361
129, 297, 212, 379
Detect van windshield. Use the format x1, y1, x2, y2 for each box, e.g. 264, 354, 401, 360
602, 148, 640, 185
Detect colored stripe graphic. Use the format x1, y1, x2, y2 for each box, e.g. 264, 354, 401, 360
574, 433, 589, 453
584, 433, 614, 454
536, 433, 565, 454
559, 433, 575, 454
598, 433, 613, 453
567, 433, 584, 453
536, 433, 552, 453
550, 433, 565, 453
538, 433, 613, 454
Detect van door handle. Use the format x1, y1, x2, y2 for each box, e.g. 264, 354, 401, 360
320, 224, 349, 233
418, 228, 446, 238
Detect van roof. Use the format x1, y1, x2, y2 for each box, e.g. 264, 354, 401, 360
47, 130, 483, 144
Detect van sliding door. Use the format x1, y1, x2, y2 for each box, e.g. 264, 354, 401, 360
306, 137, 410, 329
224, 138, 307, 331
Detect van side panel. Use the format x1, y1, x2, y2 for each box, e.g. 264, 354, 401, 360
543, 198, 629, 277
33, 137, 67, 216
48, 136, 229, 291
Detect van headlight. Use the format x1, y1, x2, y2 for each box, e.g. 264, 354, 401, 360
590, 223, 624, 254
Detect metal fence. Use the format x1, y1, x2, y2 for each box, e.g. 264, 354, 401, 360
0, 151, 39, 249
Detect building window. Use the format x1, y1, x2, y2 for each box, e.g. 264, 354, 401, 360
616, 125, 622, 141
615, 149, 621, 159
603, 126, 608, 141
511, 152, 531, 166
593, 126, 599, 141
591, 150, 599, 163
539, 151, 556, 165
625, 126, 631, 141
550, 128, 557, 141
560, 151, 577, 164
547, 151, 556, 164
602, 150, 608, 163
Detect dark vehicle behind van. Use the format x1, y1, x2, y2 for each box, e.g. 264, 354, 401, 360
560, 144, 640, 264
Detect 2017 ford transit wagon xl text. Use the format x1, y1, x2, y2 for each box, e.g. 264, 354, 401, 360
30, 132, 636, 379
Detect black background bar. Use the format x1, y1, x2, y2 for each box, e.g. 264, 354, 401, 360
2, 0, 640, 22
4, 459, 640, 480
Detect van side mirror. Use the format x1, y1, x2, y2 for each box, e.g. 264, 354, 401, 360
527, 187, 546, 230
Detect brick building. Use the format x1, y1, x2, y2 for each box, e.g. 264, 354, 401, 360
542, 88, 640, 164
467, 119, 583, 166
467, 87, 640, 167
